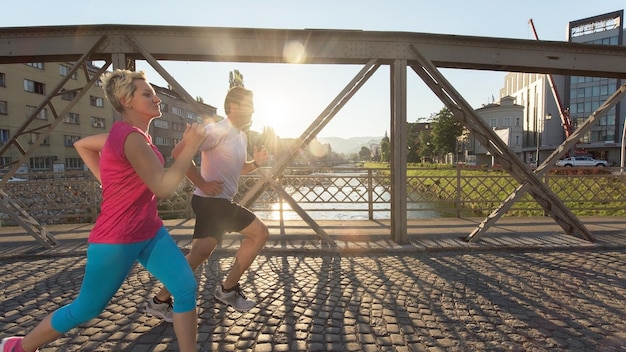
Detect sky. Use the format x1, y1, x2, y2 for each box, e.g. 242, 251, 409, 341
3, 1, 623, 138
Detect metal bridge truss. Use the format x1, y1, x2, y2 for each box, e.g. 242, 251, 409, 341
1, 25, 626, 246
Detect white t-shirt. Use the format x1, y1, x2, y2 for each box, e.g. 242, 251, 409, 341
194, 118, 247, 200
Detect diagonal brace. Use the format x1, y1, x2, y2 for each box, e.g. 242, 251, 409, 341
408, 44, 593, 242
466, 82, 626, 242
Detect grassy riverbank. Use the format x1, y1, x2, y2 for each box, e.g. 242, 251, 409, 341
364, 162, 626, 217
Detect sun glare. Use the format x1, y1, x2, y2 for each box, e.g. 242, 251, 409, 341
255, 100, 294, 137
283, 41, 306, 63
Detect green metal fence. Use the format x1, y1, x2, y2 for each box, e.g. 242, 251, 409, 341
1, 167, 624, 226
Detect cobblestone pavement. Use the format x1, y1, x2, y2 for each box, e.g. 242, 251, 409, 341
2, 248, 625, 351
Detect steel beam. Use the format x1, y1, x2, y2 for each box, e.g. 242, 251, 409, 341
1, 25, 626, 78
390, 59, 408, 244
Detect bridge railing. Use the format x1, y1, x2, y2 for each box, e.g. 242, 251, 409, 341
1, 167, 624, 226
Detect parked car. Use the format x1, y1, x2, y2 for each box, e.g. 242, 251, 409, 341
1, 176, 27, 182
555, 156, 608, 167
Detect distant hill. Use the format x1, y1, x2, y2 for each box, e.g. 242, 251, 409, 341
317, 136, 383, 155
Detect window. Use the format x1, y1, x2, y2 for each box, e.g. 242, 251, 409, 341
592, 86, 600, 97
186, 110, 197, 120
0, 156, 12, 168
160, 102, 169, 113
172, 106, 185, 117
90, 95, 104, 107
24, 79, 46, 94
154, 136, 171, 146
62, 90, 78, 101
489, 118, 497, 128
63, 113, 80, 125
25, 62, 44, 70
0, 72, 5, 87
29, 133, 49, 145
0, 129, 9, 143
0, 101, 7, 115
153, 119, 169, 129
171, 106, 197, 120
65, 157, 84, 170
59, 65, 77, 79
600, 84, 609, 96
30, 156, 52, 171
26, 105, 48, 120
172, 122, 184, 132
515, 117, 521, 127
91, 116, 105, 129
503, 117, 511, 127
64, 135, 80, 147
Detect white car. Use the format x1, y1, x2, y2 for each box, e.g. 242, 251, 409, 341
555, 156, 608, 167
1, 176, 27, 182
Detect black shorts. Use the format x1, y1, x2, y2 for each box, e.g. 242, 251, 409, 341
191, 195, 256, 241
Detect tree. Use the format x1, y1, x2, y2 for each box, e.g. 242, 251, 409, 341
379, 132, 390, 163
430, 108, 463, 157
407, 123, 421, 163
417, 129, 434, 162
359, 146, 371, 161
229, 69, 245, 89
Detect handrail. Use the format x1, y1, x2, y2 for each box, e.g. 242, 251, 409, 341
1, 167, 623, 226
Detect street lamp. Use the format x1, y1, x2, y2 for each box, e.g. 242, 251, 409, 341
536, 113, 552, 165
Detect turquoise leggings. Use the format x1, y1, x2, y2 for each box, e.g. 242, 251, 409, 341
51, 226, 196, 333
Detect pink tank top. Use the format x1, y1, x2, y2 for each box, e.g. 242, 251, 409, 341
88, 121, 164, 244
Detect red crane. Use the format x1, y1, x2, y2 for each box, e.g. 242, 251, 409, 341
528, 19, 585, 156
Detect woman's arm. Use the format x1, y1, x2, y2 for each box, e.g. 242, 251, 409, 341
172, 138, 224, 196
126, 123, 207, 198
74, 133, 108, 183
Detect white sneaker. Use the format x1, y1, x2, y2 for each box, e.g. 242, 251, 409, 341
144, 297, 173, 323
214, 284, 255, 312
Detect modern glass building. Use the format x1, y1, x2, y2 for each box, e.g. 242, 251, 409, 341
565, 10, 624, 162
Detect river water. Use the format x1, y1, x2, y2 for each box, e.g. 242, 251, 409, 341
252, 188, 465, 221
249, 167, 472, 221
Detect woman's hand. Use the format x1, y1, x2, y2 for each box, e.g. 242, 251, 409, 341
182, 123, 208, 151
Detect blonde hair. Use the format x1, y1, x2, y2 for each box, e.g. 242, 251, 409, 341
101, 69, 147, 113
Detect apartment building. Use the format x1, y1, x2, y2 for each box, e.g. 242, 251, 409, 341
149, 84, 218, 166
0, 62, 112, 173
0, 62, 217, 174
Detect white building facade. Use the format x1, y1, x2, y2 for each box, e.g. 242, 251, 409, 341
471, 96, 525, 167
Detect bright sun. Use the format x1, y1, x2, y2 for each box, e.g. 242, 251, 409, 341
255, 100, 293, 136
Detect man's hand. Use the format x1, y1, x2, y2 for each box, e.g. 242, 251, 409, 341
253, 145, 269, 166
